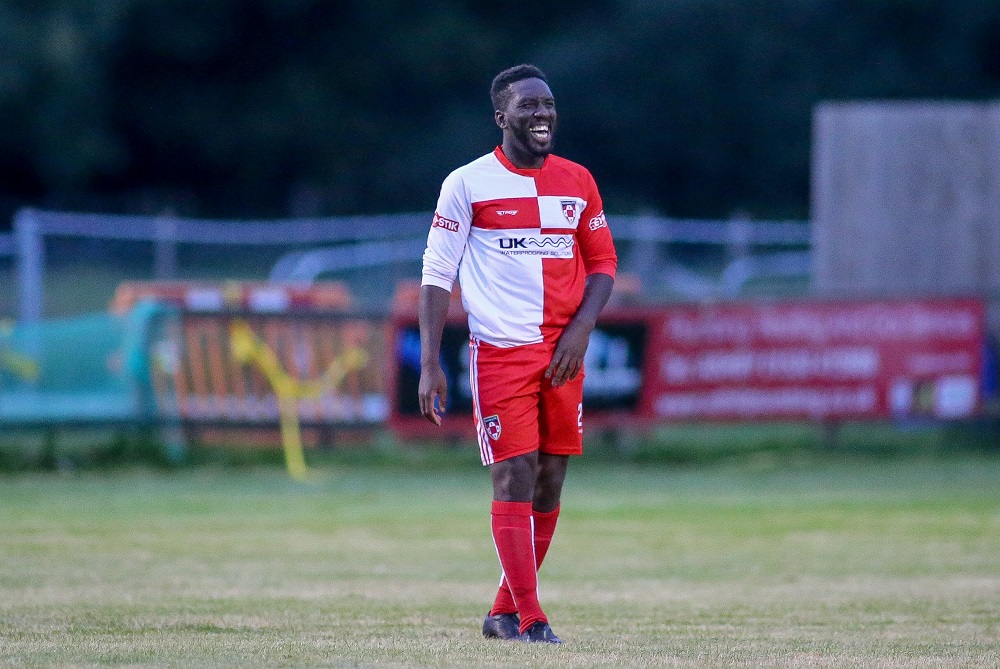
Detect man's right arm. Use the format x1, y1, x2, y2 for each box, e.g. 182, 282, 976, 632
419, 169, 471, 425
417, 284, 452, 425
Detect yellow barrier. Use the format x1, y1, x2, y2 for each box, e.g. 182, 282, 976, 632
0, 350, 39, 382
229, 320, 368, 481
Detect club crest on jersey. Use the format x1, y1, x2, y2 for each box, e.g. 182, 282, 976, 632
560, 200, 578, 223
483, 414, 502, 441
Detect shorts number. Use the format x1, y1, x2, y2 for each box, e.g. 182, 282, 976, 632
577, 402, 583, 428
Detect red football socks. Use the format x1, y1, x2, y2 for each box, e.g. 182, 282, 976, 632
490, 500, 547, 632
489, 503, 560, 630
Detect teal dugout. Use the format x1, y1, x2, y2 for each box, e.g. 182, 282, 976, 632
0, 301, 176, 426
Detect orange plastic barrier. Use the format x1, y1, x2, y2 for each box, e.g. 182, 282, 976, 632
149, 312, 387, 433
115, 281, 384, 449
111, 280, 352, 314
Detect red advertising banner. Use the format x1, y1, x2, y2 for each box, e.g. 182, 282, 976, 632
388, 311, 651, 438
643, 298, 987, 421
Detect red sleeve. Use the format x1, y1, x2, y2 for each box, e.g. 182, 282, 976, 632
576, 170, 617, 278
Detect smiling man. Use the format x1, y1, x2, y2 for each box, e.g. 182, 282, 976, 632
418, 64, 617, 644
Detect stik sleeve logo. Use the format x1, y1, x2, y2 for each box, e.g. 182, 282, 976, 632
432, 213, 460, 232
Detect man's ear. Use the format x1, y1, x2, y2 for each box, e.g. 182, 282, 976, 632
495, 110, 506, 129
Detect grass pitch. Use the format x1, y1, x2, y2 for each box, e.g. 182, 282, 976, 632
1, 454, 999, 668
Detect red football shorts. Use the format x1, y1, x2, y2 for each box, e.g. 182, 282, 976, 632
468, 336, 585, 466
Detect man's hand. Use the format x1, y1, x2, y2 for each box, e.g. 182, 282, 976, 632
544, 317, 594, 387
418, 361, 448, 425
544, 272, 614, 388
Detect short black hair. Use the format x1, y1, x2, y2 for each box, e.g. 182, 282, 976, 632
490, 64, 548, 112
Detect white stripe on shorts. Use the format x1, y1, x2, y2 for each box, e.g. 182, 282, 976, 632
469, 337, 494, 465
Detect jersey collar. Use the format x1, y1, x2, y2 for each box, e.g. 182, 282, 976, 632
494, 146, 549, 176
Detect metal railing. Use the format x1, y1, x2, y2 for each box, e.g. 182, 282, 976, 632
10, 207, 812, 322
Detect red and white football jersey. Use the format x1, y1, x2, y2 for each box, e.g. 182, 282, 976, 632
422, 147, 617, 347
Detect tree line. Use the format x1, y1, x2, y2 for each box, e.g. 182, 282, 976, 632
2, 0, 999, 227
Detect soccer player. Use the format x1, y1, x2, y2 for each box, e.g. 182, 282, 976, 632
417, 64, 617, 644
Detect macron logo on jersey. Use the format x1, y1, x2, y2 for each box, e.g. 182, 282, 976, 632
432, 212, 460, 232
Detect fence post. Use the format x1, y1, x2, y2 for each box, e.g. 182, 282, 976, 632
726, 213, 751, 267
621, 214, 662, 283
14, 208, 44, 324
154, 214, 178, 280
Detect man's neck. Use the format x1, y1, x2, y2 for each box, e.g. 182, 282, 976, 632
501, 142, 545, 170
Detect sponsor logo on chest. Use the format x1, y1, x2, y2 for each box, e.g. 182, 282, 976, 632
496, 235, 575, 257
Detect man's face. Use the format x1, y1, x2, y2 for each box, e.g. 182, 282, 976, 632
497, 77, 557, 161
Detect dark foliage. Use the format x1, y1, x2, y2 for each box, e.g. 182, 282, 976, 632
1, 0, 999, 227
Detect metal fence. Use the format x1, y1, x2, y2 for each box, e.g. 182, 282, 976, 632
6, 208, 811, 322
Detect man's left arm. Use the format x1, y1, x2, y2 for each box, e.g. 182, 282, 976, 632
545, 271, 614, 387
546, 169, 618, 387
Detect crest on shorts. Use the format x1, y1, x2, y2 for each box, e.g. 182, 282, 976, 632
483, 414, 502, 441
561, 200, 577, 223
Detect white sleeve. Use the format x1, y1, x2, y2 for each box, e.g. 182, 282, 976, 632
421, 169, 471, 292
